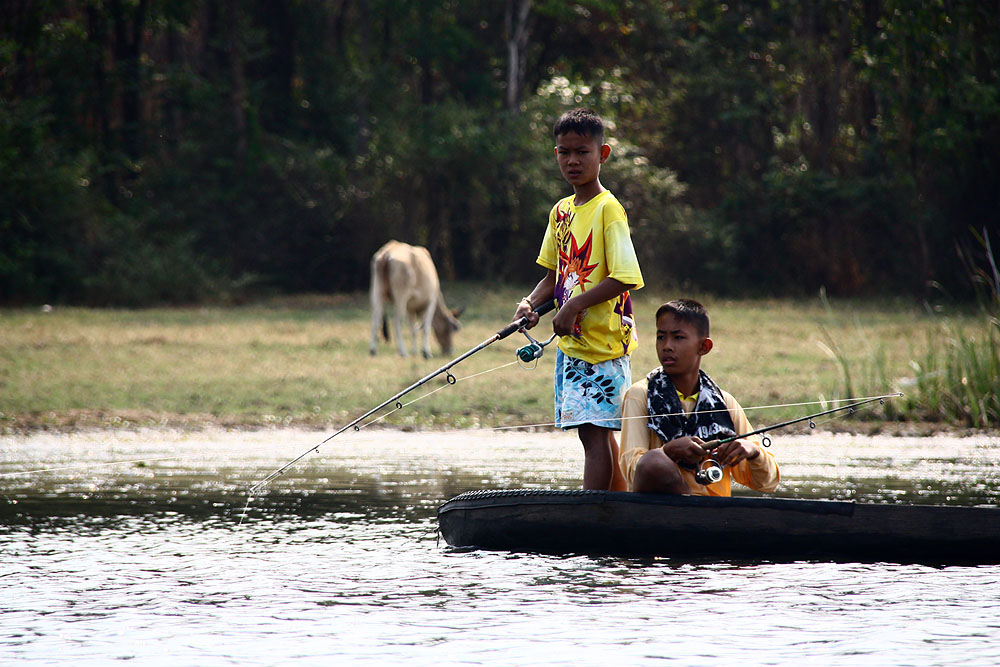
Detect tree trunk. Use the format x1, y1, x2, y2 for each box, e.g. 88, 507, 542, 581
258, 0, 295, 133
354, 0, 372, 156
223, 0, 248, 165
110, 0, 149, 160
504, 0, 532, 112
163, 18, 182, 155
418, 2, 434, 105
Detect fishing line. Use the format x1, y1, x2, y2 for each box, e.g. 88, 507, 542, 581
360, 360, 522, 428
739, 394, 901, 415
0, 456, 185, 478
245, 359, 527, 501
243, 301, 557, 504
488, 393, 903, 432
234, 359, 531, 529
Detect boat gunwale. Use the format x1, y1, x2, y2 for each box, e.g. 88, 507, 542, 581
438, 489, 1000, 517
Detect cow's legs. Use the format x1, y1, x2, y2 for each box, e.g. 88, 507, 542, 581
369, 273, 384, 356
393, 304, 409, 357
419, 294, 437, 358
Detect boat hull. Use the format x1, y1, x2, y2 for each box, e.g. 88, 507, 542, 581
437, 490, 1000, 564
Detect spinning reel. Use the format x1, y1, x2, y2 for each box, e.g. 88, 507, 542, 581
694, 429, 735, 485
516, 331, 558, 363
694, 458, 725, 485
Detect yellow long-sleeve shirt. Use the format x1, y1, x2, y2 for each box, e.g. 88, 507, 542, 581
619, 379, 780, 495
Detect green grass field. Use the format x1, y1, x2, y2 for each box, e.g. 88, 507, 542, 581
0, 284, 980, 434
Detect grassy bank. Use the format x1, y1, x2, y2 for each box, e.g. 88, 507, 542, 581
0, 284, 984, 434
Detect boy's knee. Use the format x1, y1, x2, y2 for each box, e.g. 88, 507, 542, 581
634, 449, 687, 494
634, 449, 668, 479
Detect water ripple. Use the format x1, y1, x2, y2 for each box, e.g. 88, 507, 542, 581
2, 429, 999, 665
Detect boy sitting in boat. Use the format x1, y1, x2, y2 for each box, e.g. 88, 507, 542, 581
619, 299, 779, 495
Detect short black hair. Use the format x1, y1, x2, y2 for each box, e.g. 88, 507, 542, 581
655, 299, 710, 338
553, 108, 605, 144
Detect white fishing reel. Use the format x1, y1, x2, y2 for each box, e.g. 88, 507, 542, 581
695, 458, 724, 485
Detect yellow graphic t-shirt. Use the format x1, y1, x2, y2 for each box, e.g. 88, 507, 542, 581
537, 190, 644, 364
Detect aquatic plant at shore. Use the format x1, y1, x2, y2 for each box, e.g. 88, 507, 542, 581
821, 228, 999, 429
906, 320, 999, 428
816, 289, 900, 422
907, 229, 999, 428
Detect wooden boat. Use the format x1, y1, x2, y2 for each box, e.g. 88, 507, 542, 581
437, 489, 1000, 564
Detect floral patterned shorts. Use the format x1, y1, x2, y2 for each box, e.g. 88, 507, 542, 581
553, 349, 631, 431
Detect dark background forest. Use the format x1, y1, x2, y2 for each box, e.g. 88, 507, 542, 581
2, 0, 998, 306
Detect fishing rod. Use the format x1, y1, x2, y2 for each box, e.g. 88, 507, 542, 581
249, 299, 557, 495
693, 392, 904, 484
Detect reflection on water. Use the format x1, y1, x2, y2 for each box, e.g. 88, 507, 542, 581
2, 428, 999, 665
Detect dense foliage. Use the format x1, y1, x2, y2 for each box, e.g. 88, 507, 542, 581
2, 0, 998, 305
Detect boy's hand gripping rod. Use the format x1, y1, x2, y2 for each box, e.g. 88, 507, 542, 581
250, 299, 557, 495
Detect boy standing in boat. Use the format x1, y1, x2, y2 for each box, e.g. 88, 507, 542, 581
514, 108, 643, 491
619, 299, 779, 495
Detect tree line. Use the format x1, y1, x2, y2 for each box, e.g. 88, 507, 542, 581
2, 0, 997, 306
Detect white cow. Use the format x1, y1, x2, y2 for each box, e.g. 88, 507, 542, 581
369, 240, 462, 357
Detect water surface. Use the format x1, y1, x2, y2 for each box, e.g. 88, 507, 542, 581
2, 428, 999, 665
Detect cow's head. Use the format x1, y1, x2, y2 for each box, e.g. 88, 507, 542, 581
432, 305, 463, 355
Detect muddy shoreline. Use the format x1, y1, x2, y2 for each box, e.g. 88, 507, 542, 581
1, 408, 981, 438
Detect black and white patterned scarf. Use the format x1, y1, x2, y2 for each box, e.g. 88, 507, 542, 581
646, 368, 735, 444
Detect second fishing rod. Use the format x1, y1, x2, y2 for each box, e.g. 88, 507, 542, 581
690, 393, 903, 484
